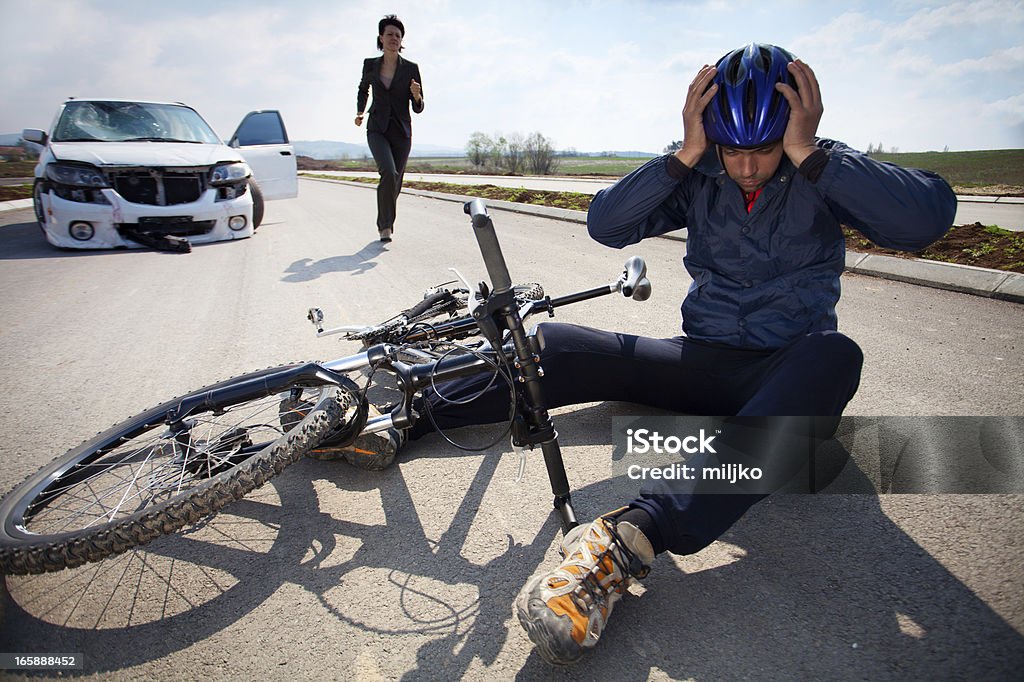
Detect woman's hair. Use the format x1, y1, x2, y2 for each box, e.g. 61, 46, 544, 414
376, 14, 405, 51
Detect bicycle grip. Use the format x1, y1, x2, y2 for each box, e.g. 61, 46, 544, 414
464, 199, 513, 293
404, 290, 451, 319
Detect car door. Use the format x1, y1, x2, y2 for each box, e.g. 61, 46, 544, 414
229, 110, 298, 200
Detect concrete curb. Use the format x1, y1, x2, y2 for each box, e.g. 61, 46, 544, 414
306, 176, 1024, 304
0, 198, 33, 212
957, 195, 1024, 204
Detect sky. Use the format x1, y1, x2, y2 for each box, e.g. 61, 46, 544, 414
1, 0, 1022, 154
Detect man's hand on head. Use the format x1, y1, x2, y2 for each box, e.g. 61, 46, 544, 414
676, 65, 718, 169
775, 59, 823, 168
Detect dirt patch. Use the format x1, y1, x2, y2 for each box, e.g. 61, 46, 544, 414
845, 223, 1024, 273
952, 184, 1024, 197
0, 185, 30, 201
405, 181, 593, 211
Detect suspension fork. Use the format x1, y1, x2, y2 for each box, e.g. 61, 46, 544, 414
500, 299, 578, 532
464, 198, 579, 533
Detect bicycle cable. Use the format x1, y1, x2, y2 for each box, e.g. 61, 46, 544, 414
419, 340, 519, 453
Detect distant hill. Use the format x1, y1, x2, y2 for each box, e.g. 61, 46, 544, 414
0, 133, 22, 146
292, 140, 369, 159
293, 139, 466, 159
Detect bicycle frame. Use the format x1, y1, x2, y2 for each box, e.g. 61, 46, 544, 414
314, 199, 652, 533
0, 198, 652, 577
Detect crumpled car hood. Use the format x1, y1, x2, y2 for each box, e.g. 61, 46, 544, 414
49, 141, 243, 168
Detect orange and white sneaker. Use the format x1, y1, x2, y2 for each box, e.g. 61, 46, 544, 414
515, 511, 655, 665
306, 403, 405, 471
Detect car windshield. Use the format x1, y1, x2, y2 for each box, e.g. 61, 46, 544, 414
52, 101, 222, 144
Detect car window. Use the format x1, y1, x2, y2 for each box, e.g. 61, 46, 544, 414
52, 101, 222, 144
232, 111, 288, 146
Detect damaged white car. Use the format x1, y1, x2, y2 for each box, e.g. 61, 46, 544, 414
23, 99, 297, 251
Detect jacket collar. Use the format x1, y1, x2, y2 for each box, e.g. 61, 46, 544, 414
374, 54, 405, 73
696, 144, 798, 189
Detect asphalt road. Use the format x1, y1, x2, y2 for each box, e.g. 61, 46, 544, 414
313, 170, 1024, 231
0, 180, 1021, 680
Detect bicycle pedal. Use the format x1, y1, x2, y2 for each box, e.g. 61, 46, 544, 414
307, 307, 325, 333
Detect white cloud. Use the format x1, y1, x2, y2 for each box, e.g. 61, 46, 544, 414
936, 46, 1024, 77
2, 0, 1022, 152
879, 0, 1024, 43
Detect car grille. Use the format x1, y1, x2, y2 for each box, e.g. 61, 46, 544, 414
111, 170, 205, 206
117, 218, 216, 237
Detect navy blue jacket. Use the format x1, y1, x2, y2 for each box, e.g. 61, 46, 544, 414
587, 140, 956, 349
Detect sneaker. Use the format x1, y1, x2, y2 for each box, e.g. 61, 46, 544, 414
515, 511, 654, 665
379, 227, 393, 242
308, 404, 405, 471
340, 426, 404, 470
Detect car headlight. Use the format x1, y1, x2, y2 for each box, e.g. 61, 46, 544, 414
45, 163, 109, 188
210, 162, 251, 186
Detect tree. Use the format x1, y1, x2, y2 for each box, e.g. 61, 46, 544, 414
664, 140, 683, 153
488, 134, 508, 169
505, 132, 525, 174
466, 131, 491, 167
524, 131, 558, 175
464, 130, 559, 174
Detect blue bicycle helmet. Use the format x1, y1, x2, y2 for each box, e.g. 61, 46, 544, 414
703, 43, 796, 148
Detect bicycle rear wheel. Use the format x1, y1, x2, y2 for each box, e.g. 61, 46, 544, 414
0, 364, 355, 575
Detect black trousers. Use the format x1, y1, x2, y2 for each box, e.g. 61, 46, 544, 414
367, 124, 412, 232
411, 322, 864, 556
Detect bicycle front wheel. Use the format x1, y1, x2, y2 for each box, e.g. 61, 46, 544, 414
0, 364, 354, 575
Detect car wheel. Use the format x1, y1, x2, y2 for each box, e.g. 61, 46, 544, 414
249, 179, 264, 229
32, 180, 47, 233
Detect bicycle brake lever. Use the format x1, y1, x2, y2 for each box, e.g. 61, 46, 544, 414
448, 267, 474, 292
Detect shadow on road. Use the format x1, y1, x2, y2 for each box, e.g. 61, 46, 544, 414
0, 220, 248, 260
282, 240, 387, 283
0, 221, 85, 260
1, 417, 1021, 679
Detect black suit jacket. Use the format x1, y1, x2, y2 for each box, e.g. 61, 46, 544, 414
357, 55, 424, 138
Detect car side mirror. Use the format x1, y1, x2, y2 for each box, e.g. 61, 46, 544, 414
22, 128, 47, 146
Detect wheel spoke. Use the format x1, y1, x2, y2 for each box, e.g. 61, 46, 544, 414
0, 369, 345, 575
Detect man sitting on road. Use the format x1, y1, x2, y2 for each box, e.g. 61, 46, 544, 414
340, 43, 957, 665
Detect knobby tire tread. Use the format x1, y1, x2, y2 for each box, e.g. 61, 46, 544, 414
0, 365, 342, 575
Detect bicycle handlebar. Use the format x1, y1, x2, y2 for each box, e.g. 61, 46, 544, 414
465, 199, 513, 294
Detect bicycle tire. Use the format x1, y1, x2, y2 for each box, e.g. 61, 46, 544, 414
0, 364, 353, 575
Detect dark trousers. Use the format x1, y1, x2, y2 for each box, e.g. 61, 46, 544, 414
367, 125, 412, 232
412, 322, 864, 556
